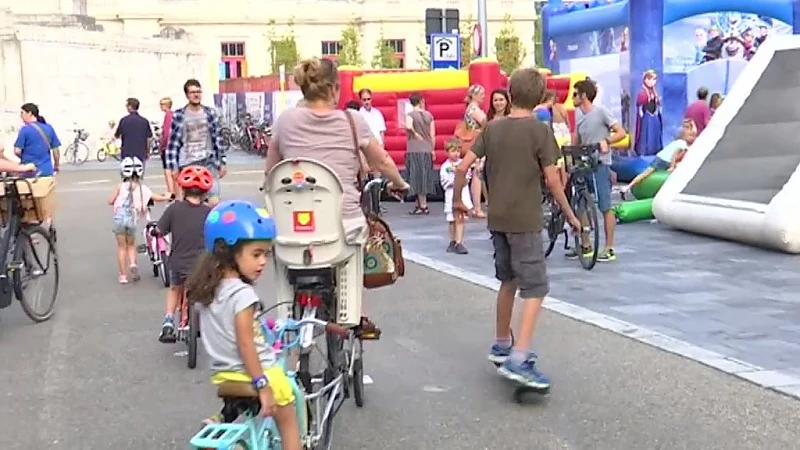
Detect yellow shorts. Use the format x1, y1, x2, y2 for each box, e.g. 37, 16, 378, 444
211, 365, 295, 407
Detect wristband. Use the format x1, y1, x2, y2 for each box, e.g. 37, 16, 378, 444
252, 375, 268, 390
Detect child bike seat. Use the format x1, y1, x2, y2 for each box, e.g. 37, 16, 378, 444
264, 158, 354, 268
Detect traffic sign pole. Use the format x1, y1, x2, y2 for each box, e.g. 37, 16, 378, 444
477, 0, 488, 57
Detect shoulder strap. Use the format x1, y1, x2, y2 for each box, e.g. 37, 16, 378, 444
29, 123, 52, 148
344, 110, 365, 193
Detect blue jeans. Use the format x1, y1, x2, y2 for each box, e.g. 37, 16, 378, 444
592, 163, 612, 213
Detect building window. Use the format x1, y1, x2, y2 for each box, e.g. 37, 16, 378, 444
321, 40, 342, 61
220, 41, 246, 79
221, 42, 245, 58
384, 39, 405, 68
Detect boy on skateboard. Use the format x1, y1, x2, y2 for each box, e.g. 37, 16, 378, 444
453, 68, 580, 390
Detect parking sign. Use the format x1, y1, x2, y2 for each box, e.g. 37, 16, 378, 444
430, 33, 461, 70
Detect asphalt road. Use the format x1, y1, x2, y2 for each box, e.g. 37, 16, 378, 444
1, 166, 800, 449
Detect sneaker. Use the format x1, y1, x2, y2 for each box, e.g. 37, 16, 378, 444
130, 265, 141, 281
446, 241, 456, 253
488, 343, 512, 364
498, 357, 550, 390
454, 243, 469, 254
597, 248, 617, 262
159, 318, 176, 343
118, 274, 128, 284
565, 247, 593, 259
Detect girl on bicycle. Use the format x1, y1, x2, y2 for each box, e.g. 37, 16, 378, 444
108, 156, 169, 283
186, 200, 301, 450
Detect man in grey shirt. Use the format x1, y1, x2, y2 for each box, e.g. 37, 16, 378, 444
572, 79, 627, 262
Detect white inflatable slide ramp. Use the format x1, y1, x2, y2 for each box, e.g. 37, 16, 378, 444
653, 35, 800, 254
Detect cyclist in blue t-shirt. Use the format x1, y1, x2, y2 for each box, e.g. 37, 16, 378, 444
14, 103, 60, 176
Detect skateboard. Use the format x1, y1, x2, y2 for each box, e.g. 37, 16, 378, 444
491, 361, 550, 403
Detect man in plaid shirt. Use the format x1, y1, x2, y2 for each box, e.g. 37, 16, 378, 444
165, 79, 227, 205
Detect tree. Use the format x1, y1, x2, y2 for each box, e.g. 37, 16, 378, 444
268, 18, 300, 74
416, 40, 431, 69
338, 21, 363, 66
494, 14, 526, 74
371, 27, 401, 69
460, 15, 475, 68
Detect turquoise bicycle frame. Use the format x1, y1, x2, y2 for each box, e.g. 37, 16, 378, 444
188, 350, 309, 449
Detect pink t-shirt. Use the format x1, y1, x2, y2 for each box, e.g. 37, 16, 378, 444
684, 100, 711, 134
271, 108, 373, 220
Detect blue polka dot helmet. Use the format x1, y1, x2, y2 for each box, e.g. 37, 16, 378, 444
204, 200, 276, 252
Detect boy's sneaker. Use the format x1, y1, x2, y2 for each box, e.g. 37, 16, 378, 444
488, 343, 512, 364
597, 248, 617, 262
565, 247, 593, 259
454, 243, 468, 254
446, 241, 456, 253
498, 356, 550, 390
159, 318, 176, 343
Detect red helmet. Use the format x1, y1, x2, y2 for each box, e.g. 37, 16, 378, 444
177, 165, 214, 192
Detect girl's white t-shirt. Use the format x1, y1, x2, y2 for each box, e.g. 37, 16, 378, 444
656, 139, 687, 162
439, 159, 473, 212
113, 181, 153, 215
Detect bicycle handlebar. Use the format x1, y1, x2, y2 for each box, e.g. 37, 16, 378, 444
260, 317, 349, 352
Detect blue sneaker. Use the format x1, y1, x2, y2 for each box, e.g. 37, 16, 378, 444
497, 357, 550, 389
488, 343, 512, 364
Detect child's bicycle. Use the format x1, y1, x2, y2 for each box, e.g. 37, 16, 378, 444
137, 205, 170, 288
190, 315, 352, 450
96, 141, 122, 162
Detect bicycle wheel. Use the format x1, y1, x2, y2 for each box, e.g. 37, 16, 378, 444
352, 350, 365, 408
571, 191, 600, 271
63, 143, 77, 164
159, 251, 170, 287
543, 193, 564, 258
96, 149, 107, 162
187, 300, 199, 369
73, 142, 90, 165
13, 225, 58, 322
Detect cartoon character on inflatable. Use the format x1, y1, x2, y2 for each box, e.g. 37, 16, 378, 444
634, 70, 663, 157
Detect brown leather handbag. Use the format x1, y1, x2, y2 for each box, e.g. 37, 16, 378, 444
344, 111, 405, 289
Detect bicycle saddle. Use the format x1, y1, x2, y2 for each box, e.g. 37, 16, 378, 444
217, 381, 258, 399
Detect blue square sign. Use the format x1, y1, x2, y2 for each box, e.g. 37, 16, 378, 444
430, 33, 461, 70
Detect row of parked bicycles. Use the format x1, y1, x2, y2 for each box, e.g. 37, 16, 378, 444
62, 122, 164, 166
221, 112, 272, 157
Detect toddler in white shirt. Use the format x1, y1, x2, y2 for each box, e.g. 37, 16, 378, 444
440, 138, 473, 254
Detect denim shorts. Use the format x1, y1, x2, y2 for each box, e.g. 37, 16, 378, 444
650, 157, 670, 171
591, 163, 613, 213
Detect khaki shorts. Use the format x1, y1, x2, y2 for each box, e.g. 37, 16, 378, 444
490, 231, 549, 299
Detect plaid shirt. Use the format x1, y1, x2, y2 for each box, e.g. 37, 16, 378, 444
165, 105, 226, 171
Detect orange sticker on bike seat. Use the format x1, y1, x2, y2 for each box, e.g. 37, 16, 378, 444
292, 171, 305, 184
293, 211, 315, 232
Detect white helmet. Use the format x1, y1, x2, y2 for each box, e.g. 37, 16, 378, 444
120, 156, 144, 178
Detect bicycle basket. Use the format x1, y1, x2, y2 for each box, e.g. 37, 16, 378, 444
0, 178, 56, 224
79, 131, 89, 141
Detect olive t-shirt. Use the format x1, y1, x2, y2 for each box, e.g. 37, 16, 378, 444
471, 116, 560, 233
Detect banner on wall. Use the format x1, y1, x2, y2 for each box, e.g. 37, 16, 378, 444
244, 92, 265, 123
554, 25, 629, 122
271, 90, 304, 120
222, 93, 238, 124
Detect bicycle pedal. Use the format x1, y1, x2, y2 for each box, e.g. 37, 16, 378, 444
356, 329, 381, 341
189, 423, 248, 448
136, 244, 148, 254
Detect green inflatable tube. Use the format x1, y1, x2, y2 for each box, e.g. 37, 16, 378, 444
631, 170, 670, 200
613, 198, 654, 223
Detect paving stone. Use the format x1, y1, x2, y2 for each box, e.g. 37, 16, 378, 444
389, 204, 800, 373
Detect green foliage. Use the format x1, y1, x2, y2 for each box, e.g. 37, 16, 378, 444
338, 21, 363, 66
416, 39, 431, 69
494, 14, 526, 74
371, 27, 401, 69
460, 15, 475, 68
268, 18, 300, 74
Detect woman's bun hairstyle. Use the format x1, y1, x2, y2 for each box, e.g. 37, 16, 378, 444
294, 58, 338, 102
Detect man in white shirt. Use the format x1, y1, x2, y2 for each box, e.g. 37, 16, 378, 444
358, 88, 386, 145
